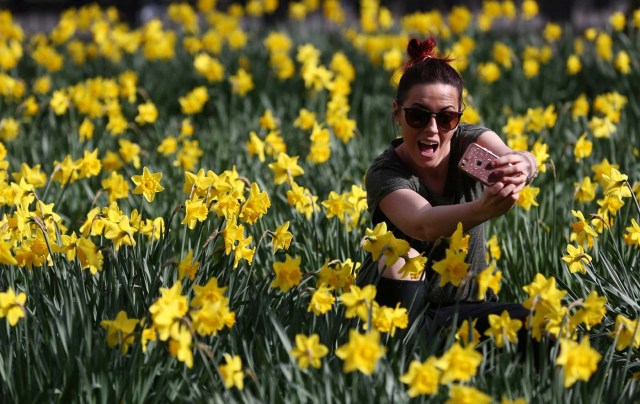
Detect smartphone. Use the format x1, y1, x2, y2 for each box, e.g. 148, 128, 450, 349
458, 143, 498, 185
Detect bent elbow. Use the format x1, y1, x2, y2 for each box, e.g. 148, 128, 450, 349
414, 224, 442, 243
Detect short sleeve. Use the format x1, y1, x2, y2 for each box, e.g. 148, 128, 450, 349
365, 146, 419, 220
452, 123, 490, 157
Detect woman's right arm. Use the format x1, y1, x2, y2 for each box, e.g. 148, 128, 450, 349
378, 182, 519, 242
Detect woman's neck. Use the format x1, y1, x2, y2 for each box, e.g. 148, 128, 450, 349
396, 143, 450, 195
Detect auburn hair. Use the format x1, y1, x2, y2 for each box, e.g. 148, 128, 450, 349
396, 36, 463, 109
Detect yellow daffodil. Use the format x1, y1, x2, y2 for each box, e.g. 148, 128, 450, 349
232, 233, 255, 270
477, 61, 500, 83
361, 221, 391, 261
179, 86, 210, 115
293, 108, 317, 131
317, 259, 357, 291
398, 254, 427, 280
523, 58, 540, 78
264, 129, 286, 157
574, 133, 592, 161
340, 284, 376, 320
447, 385, 492, 404
259, 109, 278, 130
131, 167, 164, 203
484, 310, 523, 348
522, 273, 567, 312
566, 54, 581, 75
178, 249, 199, 281
601, 168, 631, 199
229, 67, 254, 96
570, 290, 607, 331
623, 218, 640, 248
543, 22, 562, 42
434, 342, 483, 384
455, 319, 481, 347
516, 185, 540, 211
335, 329, 386, 375
431, 248, 469, 287
193, 53, 224, 83
609, 314, 640, 350
100, 310, 138, 354
572, 93, 590, 120
76, 237, 103, 274
191, 277, 228, 309
448, 6, 472, 34
76, 148, 102, 179
477, 261, 502, 300
268, 152, 304, 185
190, 298, 236, 336
239, 182, 270, 224
614, 51, 631, 74
49, 90, 70, 115
271, 221, 293, 253
372, 303, 408, 336
609, 11, 626, 31
290, 333, 329, 369
158, 136, 178, 157
0, 287, 27, 326
219, 354, 244, 390
399, 356, 440, 397
100, 171, 129, 203
308, 285, 335, 316
573, 176, 598, 204
134, 101, 158, 125
168, 324, 194, 368
149, 282, 188, 341
118, 139, 141, 168
33, 75, 51, 94
0, 117, 19, 142
449, 222, 469, 253
595, 33, 613, 61
182, 198, 208, 230
555, 338, 601, 387
570, 209, 598, 249
271, 254, 302, 293
486, 234, 502, 262
78, 117, 95, 141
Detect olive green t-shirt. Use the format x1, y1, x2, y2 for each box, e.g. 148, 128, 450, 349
365, 123, 496, 304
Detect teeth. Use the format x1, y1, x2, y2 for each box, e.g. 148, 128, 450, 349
419, 140, 437, 146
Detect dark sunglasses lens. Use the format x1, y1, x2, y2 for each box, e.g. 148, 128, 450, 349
436, 112, 459, 130
405, 109, 429, 128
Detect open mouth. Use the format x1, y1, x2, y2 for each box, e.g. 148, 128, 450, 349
418, 140, 438, 156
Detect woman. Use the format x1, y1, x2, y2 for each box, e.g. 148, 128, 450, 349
362, 37, 538, 336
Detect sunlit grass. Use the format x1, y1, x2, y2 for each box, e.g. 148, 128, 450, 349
0, 1, 639, 402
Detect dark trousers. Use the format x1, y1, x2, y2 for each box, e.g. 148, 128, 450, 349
375, 277, 533, 348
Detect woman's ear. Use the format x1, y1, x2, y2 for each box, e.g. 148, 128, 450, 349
392, 100, 400, 124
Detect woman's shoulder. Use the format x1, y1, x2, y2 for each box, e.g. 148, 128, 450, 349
452, 122, 492, 154
365, 139, 418, 197
457, 122, 491, 140
367, 138, 409, 176
365, 139, 419, 214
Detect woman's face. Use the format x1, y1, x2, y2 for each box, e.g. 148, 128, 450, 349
395, 82, 460, 171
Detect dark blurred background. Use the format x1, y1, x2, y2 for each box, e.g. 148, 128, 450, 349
0, 0, 638, 32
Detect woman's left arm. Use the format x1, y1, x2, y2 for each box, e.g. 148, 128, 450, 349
475, 130, 538, 189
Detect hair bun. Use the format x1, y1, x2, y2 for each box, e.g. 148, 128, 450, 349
405, 36, 439, 70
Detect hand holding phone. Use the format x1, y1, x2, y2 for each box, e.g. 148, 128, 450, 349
458, 143, 498, 185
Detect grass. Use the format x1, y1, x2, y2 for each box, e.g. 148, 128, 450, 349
1, 2, 640, 402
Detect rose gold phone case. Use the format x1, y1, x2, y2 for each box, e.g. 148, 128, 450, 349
458, 143, 498, 185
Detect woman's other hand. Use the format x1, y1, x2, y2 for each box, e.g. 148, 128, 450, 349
488, 151, 536, 190
478, 180, 520, 219
476, 131, 538, 189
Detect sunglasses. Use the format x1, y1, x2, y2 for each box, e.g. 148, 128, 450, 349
399, 106, 463, 131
